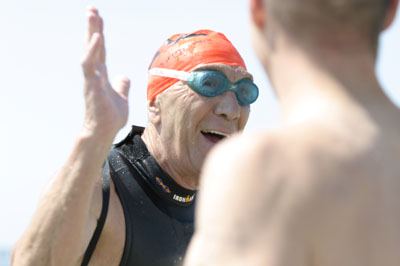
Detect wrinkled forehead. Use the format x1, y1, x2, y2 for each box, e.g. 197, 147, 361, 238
192, 63, 254, 83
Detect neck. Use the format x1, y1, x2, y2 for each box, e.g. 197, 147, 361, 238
141, 124, 199, 190
267, 37, 393, 125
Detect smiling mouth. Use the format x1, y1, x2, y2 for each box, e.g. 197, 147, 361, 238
201, 130, 229, 143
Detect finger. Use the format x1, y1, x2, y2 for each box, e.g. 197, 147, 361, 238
85, 9, 106, 64
81, 33, 102, 77
86, 7, 102, 48
98, 11, 104, 33
87, 6, 99, 16
113, 75, 131, 99
98, 16, 106, 63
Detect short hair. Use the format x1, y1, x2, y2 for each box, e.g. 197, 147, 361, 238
267, 0, 390, 50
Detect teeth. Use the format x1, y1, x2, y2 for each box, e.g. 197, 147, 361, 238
202, 130, 229, 138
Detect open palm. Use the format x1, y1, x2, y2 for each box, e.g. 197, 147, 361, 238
81, 7, 130, 139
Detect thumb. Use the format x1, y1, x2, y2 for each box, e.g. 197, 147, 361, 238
113, 75, 130, 99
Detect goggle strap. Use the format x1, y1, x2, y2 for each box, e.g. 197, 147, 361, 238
148, 68, 190, 81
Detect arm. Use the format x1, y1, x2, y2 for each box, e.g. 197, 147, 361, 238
11, 7, 130, 266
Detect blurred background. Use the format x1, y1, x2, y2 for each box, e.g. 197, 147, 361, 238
0, 0, 399, 264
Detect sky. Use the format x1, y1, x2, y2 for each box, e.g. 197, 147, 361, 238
0, 0, 399, 247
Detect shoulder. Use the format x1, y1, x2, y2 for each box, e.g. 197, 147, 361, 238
199, 125, 344, 222
195, 129, 321, 264
202, 127, 316, 184
199, 129, 307, 215
204, 130, 284, 170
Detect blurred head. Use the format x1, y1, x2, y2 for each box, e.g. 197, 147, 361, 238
250, 0, 398, 56
145, 30, 255, 186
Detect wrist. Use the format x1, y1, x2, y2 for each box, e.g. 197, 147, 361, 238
78, 126, 117, 154
65, 127, 115, 172
80, 122, 119, 142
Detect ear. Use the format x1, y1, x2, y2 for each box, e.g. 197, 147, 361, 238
147, 97, 161, 125
250, 0, 266, 30
382, 0, 399, 31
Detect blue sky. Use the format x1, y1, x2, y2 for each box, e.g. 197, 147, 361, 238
0, 0, 399, 247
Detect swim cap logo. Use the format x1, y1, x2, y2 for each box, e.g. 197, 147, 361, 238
148, 33, 208, 70
155, 177, 171, 193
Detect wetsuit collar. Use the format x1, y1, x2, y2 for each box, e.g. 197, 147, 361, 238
124, 130, 196, 207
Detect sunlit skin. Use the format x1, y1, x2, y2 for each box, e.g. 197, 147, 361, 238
142, 63, 253, 190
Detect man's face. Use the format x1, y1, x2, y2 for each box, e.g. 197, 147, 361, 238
156, 63, 252, 179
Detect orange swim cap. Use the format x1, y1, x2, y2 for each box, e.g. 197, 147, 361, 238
147, 29, 246, 100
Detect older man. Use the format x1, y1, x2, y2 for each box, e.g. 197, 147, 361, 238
184, 0, 400, 266
11, 6, 258, 266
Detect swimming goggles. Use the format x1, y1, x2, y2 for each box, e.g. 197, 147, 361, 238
148, 68, 259, 106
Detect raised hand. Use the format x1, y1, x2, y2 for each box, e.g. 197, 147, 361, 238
81, 7, 130, 139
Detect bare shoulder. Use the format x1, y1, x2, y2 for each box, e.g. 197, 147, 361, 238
194, 129, 321, 265
201, 123, 363, 204
203, 130, 284, 175
201, 127, 319, 188
198, 128, 318, 220
197, 123, 358, 229
199, 131, 283, 202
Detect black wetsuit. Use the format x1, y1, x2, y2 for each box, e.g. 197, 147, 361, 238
82, 126, 196, 266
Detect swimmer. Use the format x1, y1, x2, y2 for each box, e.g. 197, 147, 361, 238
11, 6, 257, 266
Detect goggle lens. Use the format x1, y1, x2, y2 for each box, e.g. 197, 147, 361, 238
148, 68, 259, 106
188, 70, 259, 106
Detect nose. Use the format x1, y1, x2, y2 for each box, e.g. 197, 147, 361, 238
214, 91, 241, 121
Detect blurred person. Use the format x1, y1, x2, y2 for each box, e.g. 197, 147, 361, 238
184, 0, 400, 265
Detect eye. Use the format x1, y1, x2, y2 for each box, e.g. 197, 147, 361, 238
201, 75, 223, 92
235, 80, 259, 105
236, 81, 251, 95
188, 71, 228, 97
